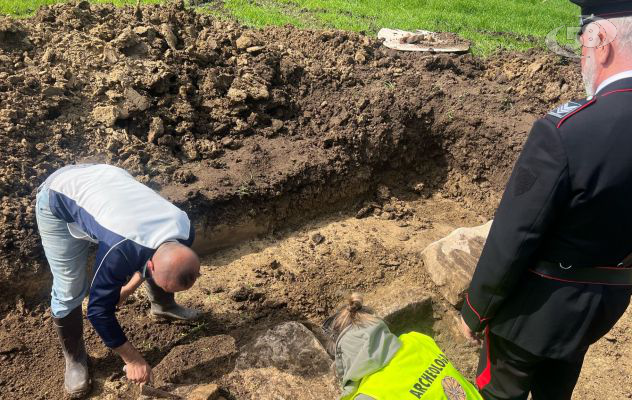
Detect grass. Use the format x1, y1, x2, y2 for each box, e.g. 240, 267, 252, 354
209, 0, 309, 28
0, 0, 161, 16
213, 0, 580, 54
1, 0, 580, 55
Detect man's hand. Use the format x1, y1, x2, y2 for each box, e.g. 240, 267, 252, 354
124, 359, 152, 385
460, 315, 482, 346
114, 341, 152, 385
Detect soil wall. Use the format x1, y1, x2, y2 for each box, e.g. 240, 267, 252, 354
0, 2, 582, 309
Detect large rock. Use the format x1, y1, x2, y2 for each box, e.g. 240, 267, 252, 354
235, 321, 331, 377
153, 335, 237, 385
421, 221, 492, 306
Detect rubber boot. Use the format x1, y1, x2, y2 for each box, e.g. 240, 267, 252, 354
144, 278, 200, 320
52, 307, 91, 399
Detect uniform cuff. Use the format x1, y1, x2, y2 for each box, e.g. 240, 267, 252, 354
460, 293, 489, 333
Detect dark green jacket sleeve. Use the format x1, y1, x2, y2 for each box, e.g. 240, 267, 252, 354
461, 117, 571, 332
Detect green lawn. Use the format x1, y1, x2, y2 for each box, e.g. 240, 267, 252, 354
1, 0, 580, 55
0, 0, 161, 16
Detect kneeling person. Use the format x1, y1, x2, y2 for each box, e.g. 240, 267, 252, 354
324, 293, 482, 400
36, 164, 201, 398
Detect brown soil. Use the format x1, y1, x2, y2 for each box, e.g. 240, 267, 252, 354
1, 2, 628, 400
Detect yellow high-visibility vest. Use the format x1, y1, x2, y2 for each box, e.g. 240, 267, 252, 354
343, 332, 483, 400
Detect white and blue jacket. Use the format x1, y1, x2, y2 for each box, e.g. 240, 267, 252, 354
45, 164, 194, 348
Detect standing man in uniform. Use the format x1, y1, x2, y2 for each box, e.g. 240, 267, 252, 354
460, 2, 632, 399
36, 164, 201, 398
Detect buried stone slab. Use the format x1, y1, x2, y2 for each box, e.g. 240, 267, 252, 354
235, 321, 331, 377
153, 335, 237, 386
421, 221, 492, 306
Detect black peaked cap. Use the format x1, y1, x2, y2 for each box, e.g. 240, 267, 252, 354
571, 0, 632, 16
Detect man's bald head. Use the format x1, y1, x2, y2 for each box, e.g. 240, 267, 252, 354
148, 242, 200, 292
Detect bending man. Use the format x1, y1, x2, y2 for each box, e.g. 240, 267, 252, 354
36, 164, 201, 398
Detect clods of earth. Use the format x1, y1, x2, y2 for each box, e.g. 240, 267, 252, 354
1, 2, 631, 399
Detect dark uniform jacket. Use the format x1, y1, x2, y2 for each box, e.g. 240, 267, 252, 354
461, 77, 632, 359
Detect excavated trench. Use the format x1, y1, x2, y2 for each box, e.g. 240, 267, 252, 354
4, 2, 631, 400
189, 120, 442, 255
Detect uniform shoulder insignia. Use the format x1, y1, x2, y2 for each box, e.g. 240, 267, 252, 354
547, 99, 586, 118
545, 98, 595, 127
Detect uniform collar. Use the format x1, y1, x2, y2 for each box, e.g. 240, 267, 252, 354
595, 70, 632, 95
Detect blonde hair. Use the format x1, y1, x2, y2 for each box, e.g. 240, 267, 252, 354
329, 293, 379, 339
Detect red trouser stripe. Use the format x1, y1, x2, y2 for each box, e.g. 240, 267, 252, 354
476, 326, 492, 390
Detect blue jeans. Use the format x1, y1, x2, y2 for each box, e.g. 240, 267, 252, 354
36, 188, 91, 318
